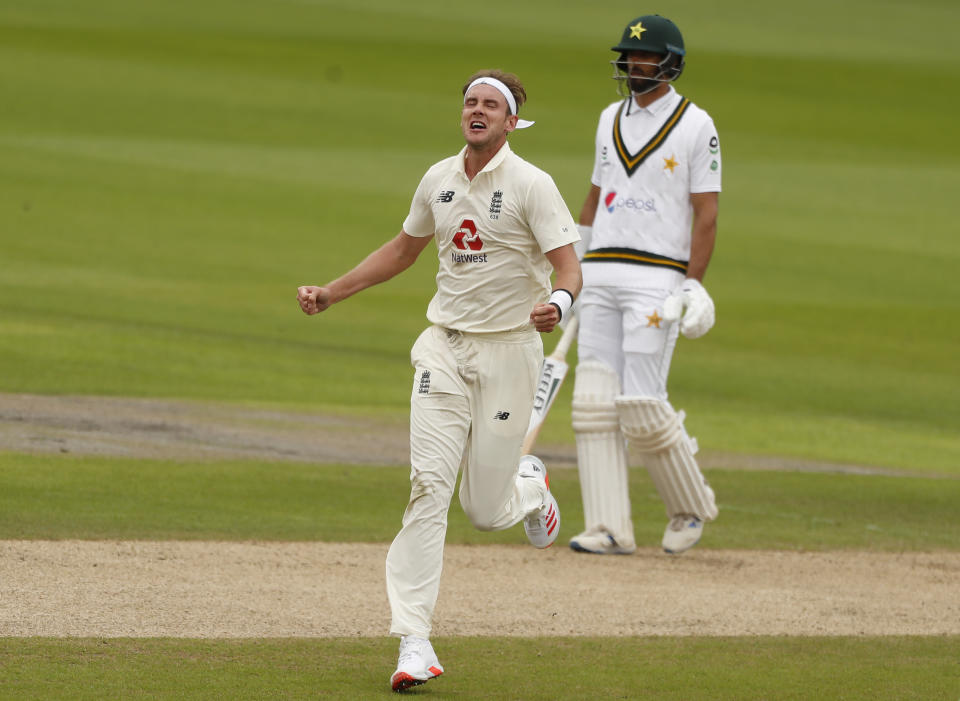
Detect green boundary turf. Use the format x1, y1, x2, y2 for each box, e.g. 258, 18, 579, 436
1, 453, 958, 550
2, 637, 958, 700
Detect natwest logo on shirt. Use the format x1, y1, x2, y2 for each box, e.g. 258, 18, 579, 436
604, 191, 656, 214
453, 219, 483, 251
451, 218, 488, 264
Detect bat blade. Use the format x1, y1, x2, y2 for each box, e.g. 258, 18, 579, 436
521, 315, 578, 454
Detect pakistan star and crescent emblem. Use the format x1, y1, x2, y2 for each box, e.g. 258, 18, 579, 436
646, 311, 663, 328
629, 22, 646, 39
663, 154, 679, 173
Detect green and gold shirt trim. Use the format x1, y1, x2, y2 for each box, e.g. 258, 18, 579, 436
613, 97, 690, 176
582, 247, 688, 274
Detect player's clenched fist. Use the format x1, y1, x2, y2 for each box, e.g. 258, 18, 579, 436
297, 285, 332, 315
530, 302, 560, 333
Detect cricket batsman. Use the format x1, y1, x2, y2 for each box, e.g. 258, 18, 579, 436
568, 14, 722, 556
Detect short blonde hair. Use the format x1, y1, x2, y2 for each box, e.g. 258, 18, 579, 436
462, 70, 527, 115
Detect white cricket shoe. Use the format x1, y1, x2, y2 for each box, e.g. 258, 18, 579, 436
662, 515, 704, 554
390, 636, 444, 692
519, 455, 560, 548
569, 527, 636, 555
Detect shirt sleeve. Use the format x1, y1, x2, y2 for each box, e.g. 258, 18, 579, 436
689, 118, 722, 194
525, 172, 580, 253
401, 171, 437, 237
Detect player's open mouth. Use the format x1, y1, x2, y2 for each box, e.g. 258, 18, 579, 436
470, 121, 486, 131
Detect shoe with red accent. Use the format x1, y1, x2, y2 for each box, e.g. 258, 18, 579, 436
390, 635, 443, 693
519, 455, 560, 548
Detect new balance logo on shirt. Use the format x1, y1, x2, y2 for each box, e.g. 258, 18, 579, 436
436, 191, 455, 203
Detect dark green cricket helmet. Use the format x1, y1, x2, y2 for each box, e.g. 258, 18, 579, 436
612, 14, 685, 58
610, 15, 686, 94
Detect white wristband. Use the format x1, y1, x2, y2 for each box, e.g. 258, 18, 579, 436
548, 289, 574, 321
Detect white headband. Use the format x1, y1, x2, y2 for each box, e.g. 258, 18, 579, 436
465, 77, 535, 129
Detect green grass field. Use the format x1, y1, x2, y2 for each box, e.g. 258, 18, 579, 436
4, 637, 958, 700
2, 453, 959, 550
1, 0, 959, 698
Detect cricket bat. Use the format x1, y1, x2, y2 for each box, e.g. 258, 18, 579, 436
521, 313, 579, 454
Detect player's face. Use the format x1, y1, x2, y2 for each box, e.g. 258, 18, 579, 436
625, 50, 665, 93
461, 84, 517, 149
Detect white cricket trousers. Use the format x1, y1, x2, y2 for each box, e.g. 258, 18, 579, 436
386, 324, 546, 639
577, 285, 680, 397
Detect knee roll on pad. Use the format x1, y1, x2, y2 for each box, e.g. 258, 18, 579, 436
615, 396, 717, 522
572, 361, 621, 434
614, 397, 686, 452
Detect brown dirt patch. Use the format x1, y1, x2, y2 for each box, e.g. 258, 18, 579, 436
2, 541, 958, 638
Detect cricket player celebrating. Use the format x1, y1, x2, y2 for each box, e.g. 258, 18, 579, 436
568, 14, 722, 556
297, 69, 581, 692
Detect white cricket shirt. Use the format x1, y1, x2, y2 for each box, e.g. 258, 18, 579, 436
585, 85, 721, 289
403, 142, 579, 333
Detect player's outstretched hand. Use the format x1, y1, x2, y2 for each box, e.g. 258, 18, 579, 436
297, 285, 332, 315
663, 278, 715, 339
530, 302, 560, 333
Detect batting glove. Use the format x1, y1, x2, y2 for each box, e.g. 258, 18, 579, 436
663, 278, 715, 339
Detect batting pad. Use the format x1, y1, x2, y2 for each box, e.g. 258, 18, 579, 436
571, 362, 634, 545
616, 396, 718, 522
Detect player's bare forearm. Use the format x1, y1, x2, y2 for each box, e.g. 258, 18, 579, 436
546, 244, 583, 300
532, 244, 582, 332
687, 192, 718, 282
578, 185, 601, 226
296, 231, 432, 315
327, 231, 431, 302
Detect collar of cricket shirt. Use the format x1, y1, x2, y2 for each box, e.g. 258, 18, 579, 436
627, 84, 679, 117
